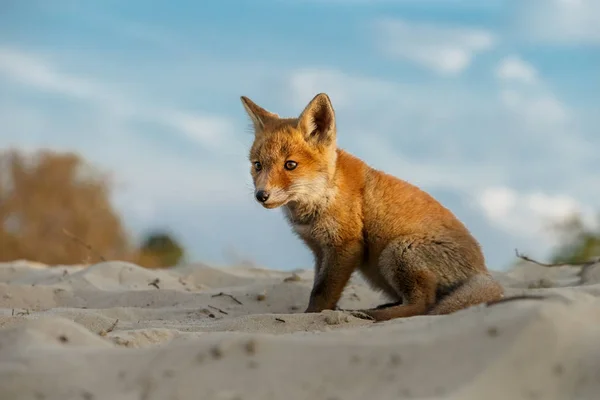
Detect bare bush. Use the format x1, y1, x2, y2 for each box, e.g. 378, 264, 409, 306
0, 148, 186, 268
0, 149, 131, 264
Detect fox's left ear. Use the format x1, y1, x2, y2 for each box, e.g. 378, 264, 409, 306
297, 93, 336, 146
240, 96, 279, 134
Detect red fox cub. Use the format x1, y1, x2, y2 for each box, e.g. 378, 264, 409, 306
241, 93, 504, 321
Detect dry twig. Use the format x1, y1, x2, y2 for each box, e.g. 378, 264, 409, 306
208, 305, 228, 315
148, 278, 160, 289
99, 319, 119, 337
515, 249, 600, 268
211, 292, 243, 305
107, 318, 119, 333
62, 228, 107, 262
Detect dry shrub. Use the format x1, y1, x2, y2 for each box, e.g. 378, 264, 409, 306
0, 148, 131, 264
0, 148, 184, 268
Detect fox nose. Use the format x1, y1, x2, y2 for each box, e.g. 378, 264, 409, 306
255, 190, 270, 203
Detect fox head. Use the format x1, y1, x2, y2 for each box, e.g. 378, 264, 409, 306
240, 93, 338, 210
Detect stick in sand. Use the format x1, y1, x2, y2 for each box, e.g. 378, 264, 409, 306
211, 292, 243, 305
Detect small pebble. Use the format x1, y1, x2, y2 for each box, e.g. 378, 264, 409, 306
487, 326, 499, 337
245, 339, 258, 355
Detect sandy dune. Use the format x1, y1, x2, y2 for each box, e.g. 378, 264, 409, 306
1, 259, 600, 400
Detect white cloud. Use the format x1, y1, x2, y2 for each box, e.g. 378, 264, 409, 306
0, 48, 132, 114
478, 187, 518, 220
495, 56, 538, 84
493, 55, 587, 160
286, 67, 483, 120
499, 89, 569, 126
374, 18, 495, 75
287, 68, 398, 110
477, 186, 594, 246
0, 46, 239, 152
160, 111, 243, 153
479, 187, 583, 227
517, 0, 600, 44
494, 55, 570, 130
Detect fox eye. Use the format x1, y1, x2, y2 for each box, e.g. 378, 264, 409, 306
253, 161, 262, 171
284, 160, 298, 171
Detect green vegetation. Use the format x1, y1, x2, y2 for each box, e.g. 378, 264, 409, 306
549, 213, 600, 264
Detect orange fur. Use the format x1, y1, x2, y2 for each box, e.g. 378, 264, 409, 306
240, 93, 504, 322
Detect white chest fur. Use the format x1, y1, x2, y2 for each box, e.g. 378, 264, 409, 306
283, 206, 313, 238
283, 205, 340, 243
292, 223, 312, 237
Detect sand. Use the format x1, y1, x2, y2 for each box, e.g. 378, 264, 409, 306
1, 259, 600, 400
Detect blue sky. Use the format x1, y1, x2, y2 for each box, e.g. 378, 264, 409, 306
1, 0, 599, 270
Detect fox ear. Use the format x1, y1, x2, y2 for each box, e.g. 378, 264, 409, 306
240, 96, 279, 133
297, 93, 336, 145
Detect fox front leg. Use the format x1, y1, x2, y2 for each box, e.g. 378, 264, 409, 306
305, 241, 362, 313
